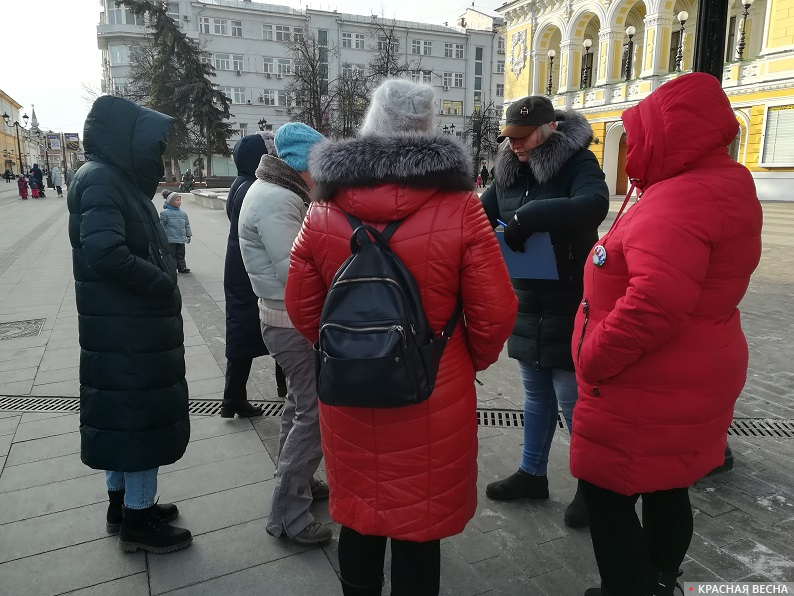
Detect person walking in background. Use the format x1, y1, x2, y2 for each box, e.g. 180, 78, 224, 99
51, 166, 64, 197
29, 174, 40, 198
286, 79, 517, 595
238, 122, 330, 545
480, 95, 609, 530
66, 166, 75, 188
67, 95, 191, 554
17, 173, 28, 199
572, 73, 762, 596
222, 132, 287, 419
159, 190, 192, 273
480, 162, 489, 187
3, 169, 11, 183
31, 163, 45, 197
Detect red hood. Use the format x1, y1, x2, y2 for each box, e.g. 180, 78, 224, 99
333, 184, 443, 223
622, 73, 738, 190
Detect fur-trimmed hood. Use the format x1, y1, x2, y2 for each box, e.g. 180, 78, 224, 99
494, 110, 594, 187
308, 132, 475, 203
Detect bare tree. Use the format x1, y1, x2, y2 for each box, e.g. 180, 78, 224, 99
332, 66, 370, 138
284, 31, 339, 136
367, 16, 421, 82
462, 102, 500, 170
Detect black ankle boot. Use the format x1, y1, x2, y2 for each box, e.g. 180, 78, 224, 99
220, 399, 264, 418
119, 505, 192, 554
654, 570, 684, 596
564, 480, 589, 528
486, 469, 549, 500
340, 577, 383, 596
106, 490, 179, 533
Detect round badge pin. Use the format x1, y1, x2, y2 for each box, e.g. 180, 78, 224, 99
592, 245, 607, 267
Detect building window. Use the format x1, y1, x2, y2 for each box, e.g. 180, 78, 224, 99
232, 87, 246, 104
496, 84, 504, 97
277, 90, 289, 106
761, 104, 794, 166
275, 25, 291, 42
423, 41, 432, 56
232, 54, 244, 72
454, 73, 463, 87
442, 72, 452, 87
379, 36, 398, 53
293, 27, 303, 41
473, 91, 482, 105
107, 7, 124, 25
263, 57, 274, 74
726, 16, 737, 63
412, 39, 421, 55
497, 36, 506, 54
474, 46, 483, 107
277, 58, 292, 75
109, 45, 128, 65
166, 2, 179, 20
262, 90, 275, 106
200, 54, 212, 65
213, 19, 228, 36
214, 54, 230, 70
112, 78, 128, 95
445, 43, 453, 58
355, 33, 365, 49
422, 70, 432, 84
231, 20, 243, 37
239, 123, 248, 137
496, 60, 505, 74
200, 17, 211, 34
409, 70, 421, 82
441, 100, 463, 116
263, 24, 273, 40
342, 32, 352, 48
455, 44, 464, 59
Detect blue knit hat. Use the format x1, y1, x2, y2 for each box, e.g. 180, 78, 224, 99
274, 123, 324, 172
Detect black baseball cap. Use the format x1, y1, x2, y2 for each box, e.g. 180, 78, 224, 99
497, 96, 556, 143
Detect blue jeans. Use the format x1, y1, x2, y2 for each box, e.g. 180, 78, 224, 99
105, 468, 159, 510
518, 362, 578, 476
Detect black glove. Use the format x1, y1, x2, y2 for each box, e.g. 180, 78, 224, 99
504, 215, 529, 253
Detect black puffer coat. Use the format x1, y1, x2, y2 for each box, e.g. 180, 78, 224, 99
481, 110, 609, 370
224, 134, 270, 360
68, 96, 189, 472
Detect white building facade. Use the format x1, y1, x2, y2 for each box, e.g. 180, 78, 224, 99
97, 0, 506, 175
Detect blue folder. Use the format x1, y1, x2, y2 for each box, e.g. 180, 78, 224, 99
495, 229, 559, 280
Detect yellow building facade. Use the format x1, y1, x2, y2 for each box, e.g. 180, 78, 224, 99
497, 0, 794, 200
1, 90, 24, 176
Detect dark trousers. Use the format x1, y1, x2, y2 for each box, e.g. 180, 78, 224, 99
170, 243, 187, 269
581, 481, 693, 596
56, 185, 63, 196
224, 357, 285, 401
338, 526, 441, 596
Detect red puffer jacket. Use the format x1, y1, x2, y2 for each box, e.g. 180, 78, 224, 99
286, 133, 517, 541
570, 73, 763, 496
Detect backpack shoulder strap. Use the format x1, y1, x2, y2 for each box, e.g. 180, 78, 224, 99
442, 296, 463, 339
345, 213, 403, 243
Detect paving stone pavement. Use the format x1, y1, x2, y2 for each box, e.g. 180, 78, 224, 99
0, 182, 792, 595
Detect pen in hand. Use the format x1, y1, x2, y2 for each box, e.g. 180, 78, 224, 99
497, 219, 508, 228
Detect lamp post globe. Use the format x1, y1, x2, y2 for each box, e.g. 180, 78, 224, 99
546, 49, 556, 96
624, 26, 636, 81
737, 0, 755, 60
675, 12, 688, 72
581, 38, 593, 89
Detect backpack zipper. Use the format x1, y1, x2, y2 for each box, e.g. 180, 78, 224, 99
321, 322, 406, 343
576, 298, 589, 362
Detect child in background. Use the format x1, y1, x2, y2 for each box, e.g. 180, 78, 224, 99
18, 175, 28, 200
159, 190, 192, 273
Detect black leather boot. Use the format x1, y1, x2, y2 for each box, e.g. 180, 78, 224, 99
564, 480, 590, 528
486, 469, 549, 500
654, 570, 684, 595
119, 505, 192, 554
106, 490, 179, 534
220, 398, 264, 418
340, 577, 383, 596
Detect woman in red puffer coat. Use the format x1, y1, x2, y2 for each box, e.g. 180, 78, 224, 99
570, 73, 763, 596
285, 79, 517, 596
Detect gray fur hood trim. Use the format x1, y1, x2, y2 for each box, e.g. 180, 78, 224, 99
308, 132, 474, 202
494, 110, 594, 187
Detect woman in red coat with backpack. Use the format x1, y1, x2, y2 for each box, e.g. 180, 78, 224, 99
285, 79, 517, 596
571, 73, 763, 596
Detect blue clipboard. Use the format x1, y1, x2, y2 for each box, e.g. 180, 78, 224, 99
495, 229, 559, 280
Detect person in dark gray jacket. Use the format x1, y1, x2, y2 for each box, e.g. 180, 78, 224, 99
68, 95, 192, 554
480, 95, 609, 529
159, 190, 192, 273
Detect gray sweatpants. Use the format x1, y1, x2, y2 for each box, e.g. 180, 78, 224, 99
261, 324, 322, 538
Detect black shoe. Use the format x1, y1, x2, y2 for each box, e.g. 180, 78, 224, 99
564, 480, 589, 528
220, 399, 264, 418
177, 268, 191, 273
119, 505, 192, 554
106, 490, 179, 534
310, 477, 329, 500
655, 570, 684, 596
340, 578, 383, 596
486, 469, 549, 500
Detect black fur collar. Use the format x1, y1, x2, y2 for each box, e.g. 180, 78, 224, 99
308, 132, 475, 202
494, 110, 594, 187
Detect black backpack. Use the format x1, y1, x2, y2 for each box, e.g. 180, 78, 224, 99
314, 214, 461, 408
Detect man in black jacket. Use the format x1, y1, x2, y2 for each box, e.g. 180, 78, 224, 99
481, 95, 609, 529
68, 96, 192, 554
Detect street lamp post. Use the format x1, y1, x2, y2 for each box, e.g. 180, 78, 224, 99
675, 12, 688, 72
581, 39, 593, 89
736, 0, 755, 60
624, 26, 636, 81
546, 49, 556, 96
442, 124, 456, 135
257, 118, 267, 131
2, 111, 29, 176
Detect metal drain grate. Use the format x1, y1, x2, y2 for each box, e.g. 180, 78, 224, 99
0, 318, 45, 341
0, 396, 793, 438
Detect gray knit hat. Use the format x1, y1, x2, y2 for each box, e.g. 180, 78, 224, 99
359, 79, 436, 136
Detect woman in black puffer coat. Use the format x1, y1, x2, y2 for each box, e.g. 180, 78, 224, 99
222, 133, 287, 418
68, 95, 191, 554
